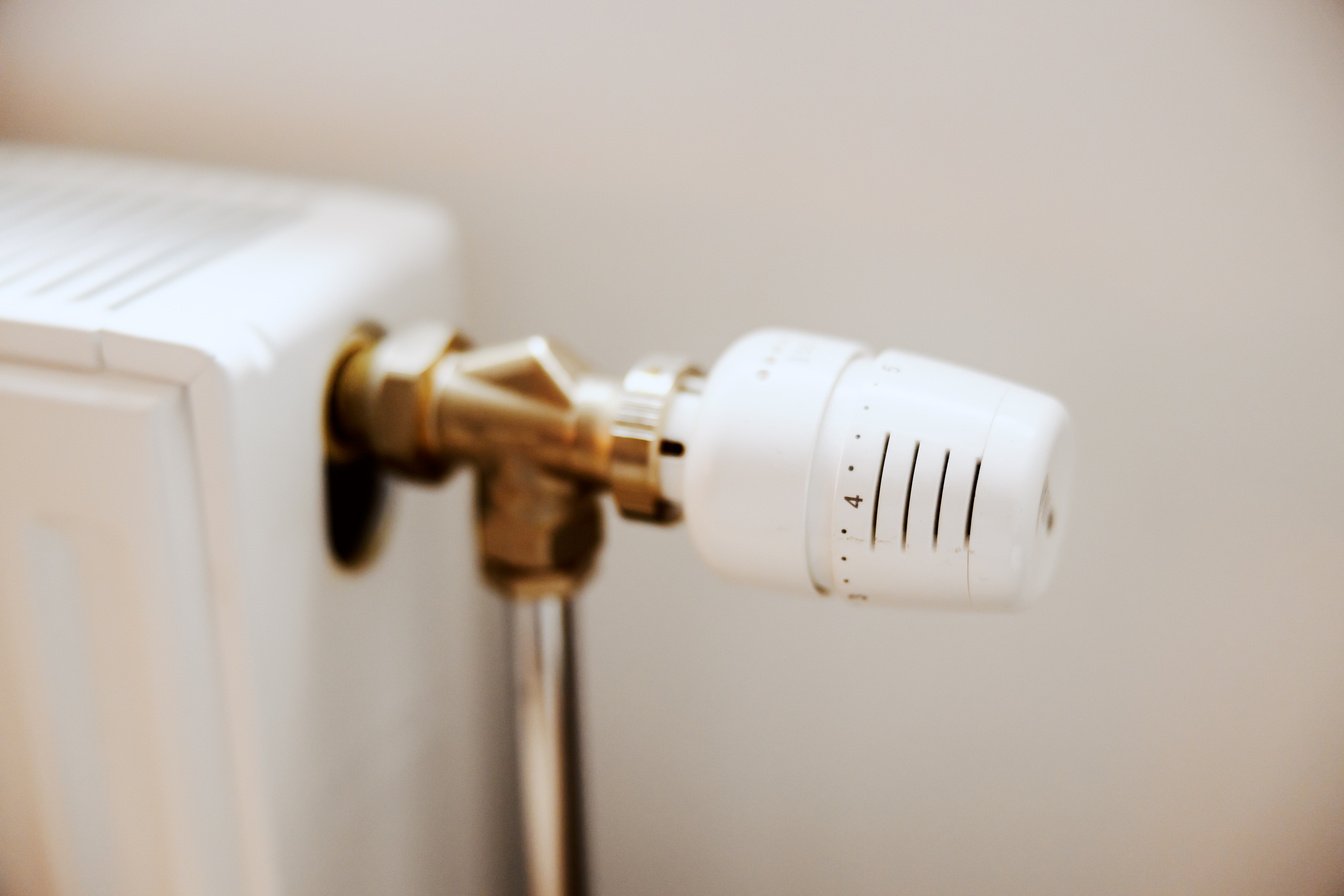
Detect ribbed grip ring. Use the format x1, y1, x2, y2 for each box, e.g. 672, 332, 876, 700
610, 354, 702, 522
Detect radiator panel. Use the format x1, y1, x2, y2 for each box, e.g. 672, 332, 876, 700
0, 144, 501, 896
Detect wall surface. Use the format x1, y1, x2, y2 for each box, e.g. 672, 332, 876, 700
4, 2, 1344, 894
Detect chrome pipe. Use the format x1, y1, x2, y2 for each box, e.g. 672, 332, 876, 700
512, 597, 587, 896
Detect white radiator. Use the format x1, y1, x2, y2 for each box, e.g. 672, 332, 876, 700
0, 144, 504, 896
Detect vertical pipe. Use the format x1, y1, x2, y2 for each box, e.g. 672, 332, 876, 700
512, 596, 587, 896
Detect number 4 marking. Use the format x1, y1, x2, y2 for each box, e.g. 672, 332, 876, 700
844, 495, 863, 509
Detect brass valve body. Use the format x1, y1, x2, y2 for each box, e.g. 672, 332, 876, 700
327, 323, 700, 597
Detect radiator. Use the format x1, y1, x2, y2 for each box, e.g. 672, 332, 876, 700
0, 144, 504, 896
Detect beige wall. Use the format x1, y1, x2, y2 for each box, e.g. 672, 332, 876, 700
4, 2, 1344, 893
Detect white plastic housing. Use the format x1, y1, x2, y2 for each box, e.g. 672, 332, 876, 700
682, 329, 1074, 608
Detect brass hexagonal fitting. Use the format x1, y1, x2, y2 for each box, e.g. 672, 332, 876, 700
476, 459, 603, 599
331, 321, 471, 481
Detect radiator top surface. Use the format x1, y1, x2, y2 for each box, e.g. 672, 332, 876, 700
0, 146, 304, 311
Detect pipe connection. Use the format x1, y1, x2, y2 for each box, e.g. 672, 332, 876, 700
326, 322, 702, 596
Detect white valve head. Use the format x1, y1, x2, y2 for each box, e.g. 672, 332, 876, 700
671, 329, 1074, 609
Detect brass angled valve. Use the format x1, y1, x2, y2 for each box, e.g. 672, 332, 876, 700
323, 322, 710, 896
326, 322, 703, 598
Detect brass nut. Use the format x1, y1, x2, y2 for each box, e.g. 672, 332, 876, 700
362, 323, 470, 480
477, 460, 603, 599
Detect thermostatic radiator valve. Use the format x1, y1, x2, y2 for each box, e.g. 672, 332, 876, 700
327, 325, 1073, 609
